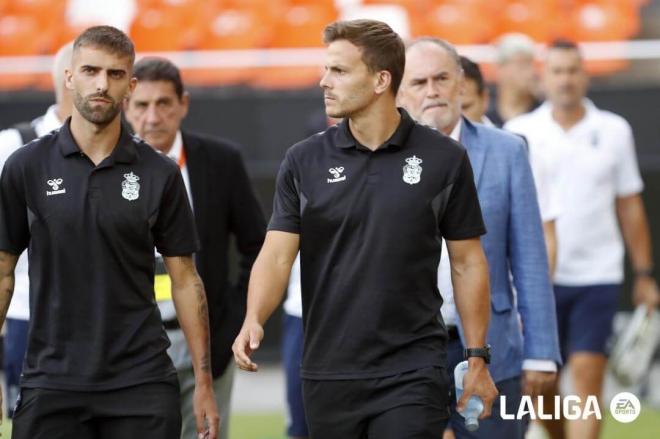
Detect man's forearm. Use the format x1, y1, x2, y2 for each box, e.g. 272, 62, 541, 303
0, 251, 17, 328
452, 255, 490, 348
543, 221, 557, 277
617, 195, 653, 272
245, 250, 294, 326
170, 258, 212, 382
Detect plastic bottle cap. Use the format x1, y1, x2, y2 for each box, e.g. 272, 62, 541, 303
465, 418, 479, 432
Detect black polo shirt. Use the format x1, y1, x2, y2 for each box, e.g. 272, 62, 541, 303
0, 118, 199, 391
269, 108, 486, 380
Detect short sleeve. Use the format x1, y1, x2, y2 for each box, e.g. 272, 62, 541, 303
0, 128, 24, 166
439, 152, 487, 240
0, 154, 30, 254
615, 122, 644, 197
153, 168, 199, 256
268, 151, 301, 234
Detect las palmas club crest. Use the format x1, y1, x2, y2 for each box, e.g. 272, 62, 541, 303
403, 155, 423, 185
121, 172, 140, 201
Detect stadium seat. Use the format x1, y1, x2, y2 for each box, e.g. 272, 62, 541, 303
138, 0, 216, 31
202, 7, 272, 49
130, 8, 189, 51
269, 4, 337, 48
413, 2, 496, 44
0, 14, 50, 55
498, 0, 563, 42
362, 0, 432, 25
5, 0, 66, 27
569, 1, 640, 41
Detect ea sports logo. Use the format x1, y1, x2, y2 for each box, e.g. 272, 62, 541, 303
609, 392, 641, 423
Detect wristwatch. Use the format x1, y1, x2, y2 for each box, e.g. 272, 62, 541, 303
464, 344, 491, 364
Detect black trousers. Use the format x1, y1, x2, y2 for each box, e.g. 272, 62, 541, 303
303, 366, 451, 439
12, 378, 181, 439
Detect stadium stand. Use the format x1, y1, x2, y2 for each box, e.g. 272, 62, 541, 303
0, 0, 652, 89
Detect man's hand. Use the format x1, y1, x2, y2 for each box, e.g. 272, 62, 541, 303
633, 276, 660, 312
232, 320, 264, 372
458, 359, 499, 419
522, 370, 556, 398
193, 382, 220, 439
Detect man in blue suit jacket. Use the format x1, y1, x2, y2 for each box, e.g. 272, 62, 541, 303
399, 38, 562, 439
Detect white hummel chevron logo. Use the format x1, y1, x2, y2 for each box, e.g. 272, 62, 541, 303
46, 178, 66, 196
327, 167, 346, 183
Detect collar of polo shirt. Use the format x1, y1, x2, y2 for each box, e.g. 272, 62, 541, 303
334, 107, 415, 151
57, 117, 138, 164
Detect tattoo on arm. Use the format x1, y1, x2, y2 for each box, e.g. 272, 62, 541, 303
165, 255, 212, 375
195, 278, 212, 373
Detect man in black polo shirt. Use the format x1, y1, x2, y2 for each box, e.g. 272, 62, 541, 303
233, 19, 498, 438
0, 26, 218, 439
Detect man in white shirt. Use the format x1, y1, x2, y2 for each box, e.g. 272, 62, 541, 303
506, 40, 659, 439
0, 42, 72, 417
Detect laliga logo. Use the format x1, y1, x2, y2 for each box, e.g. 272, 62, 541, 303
501, 395, 602, 421
500, 392, 641, 423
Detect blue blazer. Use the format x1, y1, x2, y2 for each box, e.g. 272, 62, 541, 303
455, 118, 562, 382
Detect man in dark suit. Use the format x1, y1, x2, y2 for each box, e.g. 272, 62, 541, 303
124, 57, 266, 439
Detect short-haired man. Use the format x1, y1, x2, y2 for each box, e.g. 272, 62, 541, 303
0, 26, 219, 439
399, 37, 561, 439
459, 56, 492, 126
506, 40, 660, 439
124, 57, 266, 439
487, 33, 541, 127
0, 41, 73, 419
233, 19, 498, 438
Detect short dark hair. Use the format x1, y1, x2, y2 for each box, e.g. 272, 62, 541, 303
74, 25, 135, 65
323, 19, 406, 95
460, 56, 485, 95
133, 57, 184, 99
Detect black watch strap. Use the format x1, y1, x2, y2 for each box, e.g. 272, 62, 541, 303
464, 344, 491, 364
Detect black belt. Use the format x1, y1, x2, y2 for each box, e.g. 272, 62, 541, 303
447, 325, 460, 341
163, 319, 180, 330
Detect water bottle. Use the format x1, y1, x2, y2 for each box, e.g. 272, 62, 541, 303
454, 360, 484, 431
